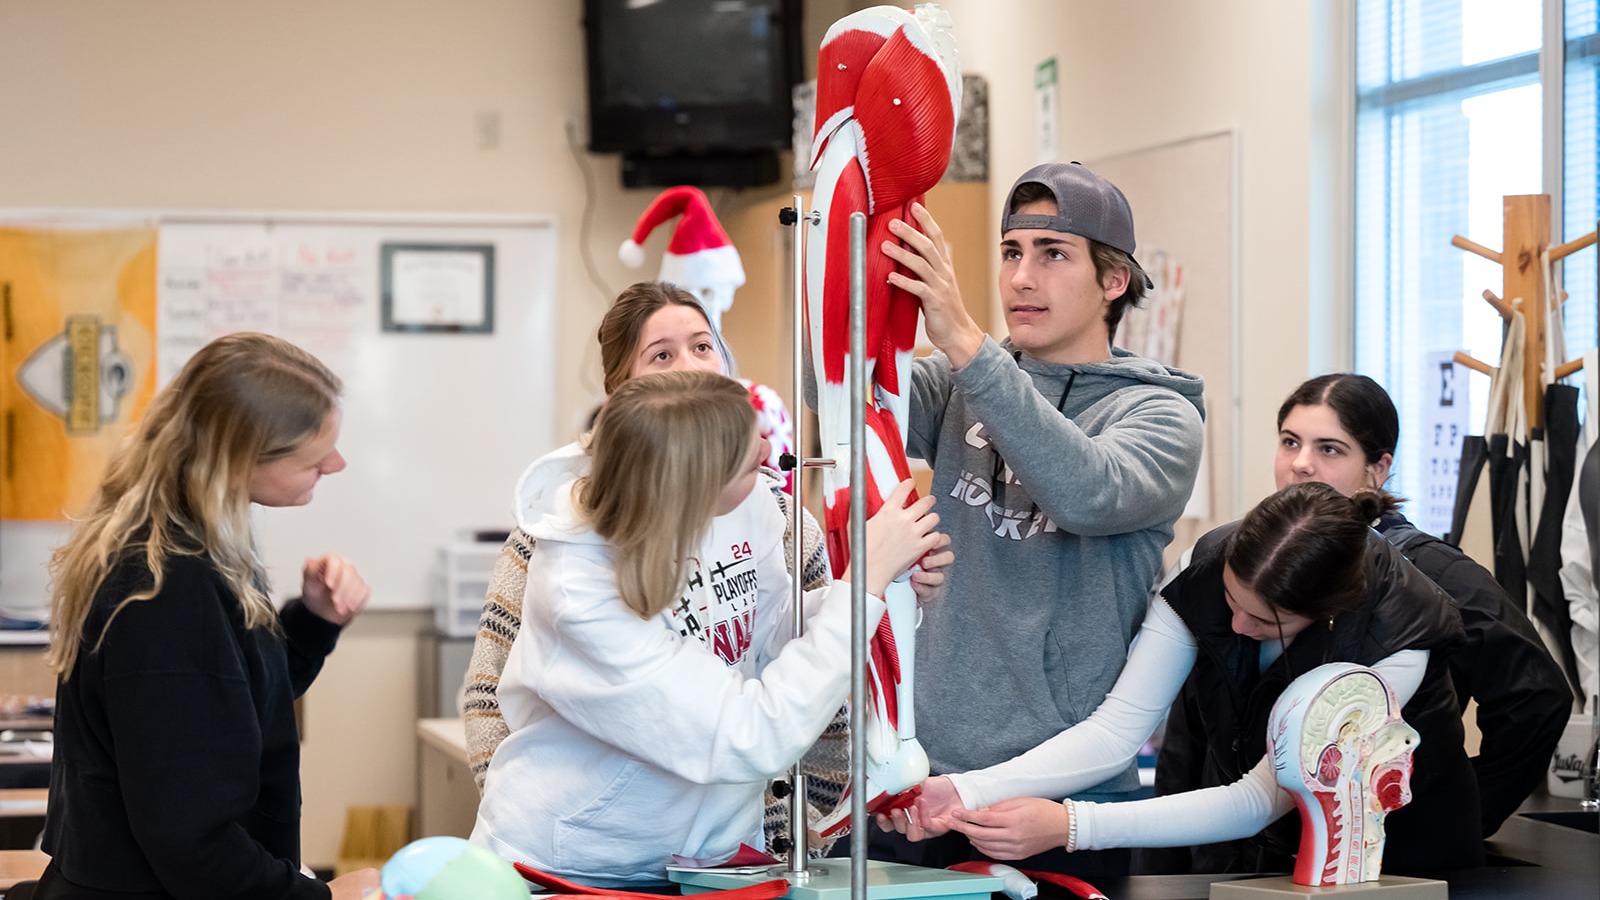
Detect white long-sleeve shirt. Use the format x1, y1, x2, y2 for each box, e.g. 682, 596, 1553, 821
948, 598, 1427, 850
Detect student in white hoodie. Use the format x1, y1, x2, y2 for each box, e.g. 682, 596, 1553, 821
471, 370, 946, 886
464, 282, 952, 853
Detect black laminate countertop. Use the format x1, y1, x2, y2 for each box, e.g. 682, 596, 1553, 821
1042, 797, 1598, 900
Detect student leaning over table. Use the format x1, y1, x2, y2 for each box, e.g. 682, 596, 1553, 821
1142, 373, 1572, 875
886, 482, 1483, 877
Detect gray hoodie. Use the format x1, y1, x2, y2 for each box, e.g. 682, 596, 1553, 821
908, 336, 1204, 797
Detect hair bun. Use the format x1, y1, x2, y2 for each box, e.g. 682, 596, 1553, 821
1350, 489, 1400, 522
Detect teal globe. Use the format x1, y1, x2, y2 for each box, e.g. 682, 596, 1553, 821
381, 836, 528, 899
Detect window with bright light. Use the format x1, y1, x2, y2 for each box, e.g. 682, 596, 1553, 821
1354, 0, 1599, 536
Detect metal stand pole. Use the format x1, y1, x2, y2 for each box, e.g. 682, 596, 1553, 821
783, 195, 818, 877
847, 211, 869, 900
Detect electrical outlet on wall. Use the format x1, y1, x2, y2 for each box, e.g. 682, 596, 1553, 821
563, 113, 586, 148
476, 110, 501, 151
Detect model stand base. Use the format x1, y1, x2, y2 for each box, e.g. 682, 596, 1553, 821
1210, 874, 1447, 899
670, 859, 1002, 900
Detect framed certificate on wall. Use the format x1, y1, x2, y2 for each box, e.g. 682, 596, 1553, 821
380, 242, 495, 333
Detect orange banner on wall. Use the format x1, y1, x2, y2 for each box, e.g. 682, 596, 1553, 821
0, 227, 158, 521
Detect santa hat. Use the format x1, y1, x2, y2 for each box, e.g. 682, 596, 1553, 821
618, 186, 746, 292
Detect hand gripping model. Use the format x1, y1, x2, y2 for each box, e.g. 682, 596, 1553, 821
805, 3, 960, 837
1268, 662, 1421, 886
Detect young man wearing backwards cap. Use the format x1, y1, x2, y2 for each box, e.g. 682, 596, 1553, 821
870, 163, 1206, 877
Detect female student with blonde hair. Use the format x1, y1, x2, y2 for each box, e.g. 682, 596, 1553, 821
471, 370, 946, 886
464, 281, 950, 851
35, 333, 378, 900
464, 281, 747, 785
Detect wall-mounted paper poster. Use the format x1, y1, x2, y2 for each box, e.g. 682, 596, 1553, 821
1033, 57, 1058, 165
1421, 350, 1470, 538
0, 227, 158, 521
1114, 248, 1184, 367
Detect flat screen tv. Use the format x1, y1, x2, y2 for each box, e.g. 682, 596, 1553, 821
583, 0, 803, 184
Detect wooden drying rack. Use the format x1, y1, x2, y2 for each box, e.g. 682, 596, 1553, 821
1451, 193, 1595, 431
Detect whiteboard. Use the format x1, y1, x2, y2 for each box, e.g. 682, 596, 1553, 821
3, 211, 557, 612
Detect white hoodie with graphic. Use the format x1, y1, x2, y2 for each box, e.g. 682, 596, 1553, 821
472, 459, 881, 886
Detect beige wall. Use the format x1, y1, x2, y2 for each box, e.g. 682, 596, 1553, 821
0, 0, 638, 436
931, 0, 1332, 516
0, 0, 1341, 869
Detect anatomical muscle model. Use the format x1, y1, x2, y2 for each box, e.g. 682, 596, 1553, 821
805, 3, 960, 838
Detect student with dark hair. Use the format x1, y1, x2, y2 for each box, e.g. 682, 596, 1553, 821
887, 482, 1483, 877
867, 162, 1204, 877
1120, 372, 1563, 876
1254, 374, 1567, 837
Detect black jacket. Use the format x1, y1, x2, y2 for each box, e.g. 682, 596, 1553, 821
1377, 512, 1571, 835
38, 551, 341, 900
1150, 523, 1482, 876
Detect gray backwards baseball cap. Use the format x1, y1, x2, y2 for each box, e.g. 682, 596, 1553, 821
1001, 162, 1152, 288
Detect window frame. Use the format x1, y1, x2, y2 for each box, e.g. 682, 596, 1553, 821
1340, 0, 1598, 517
